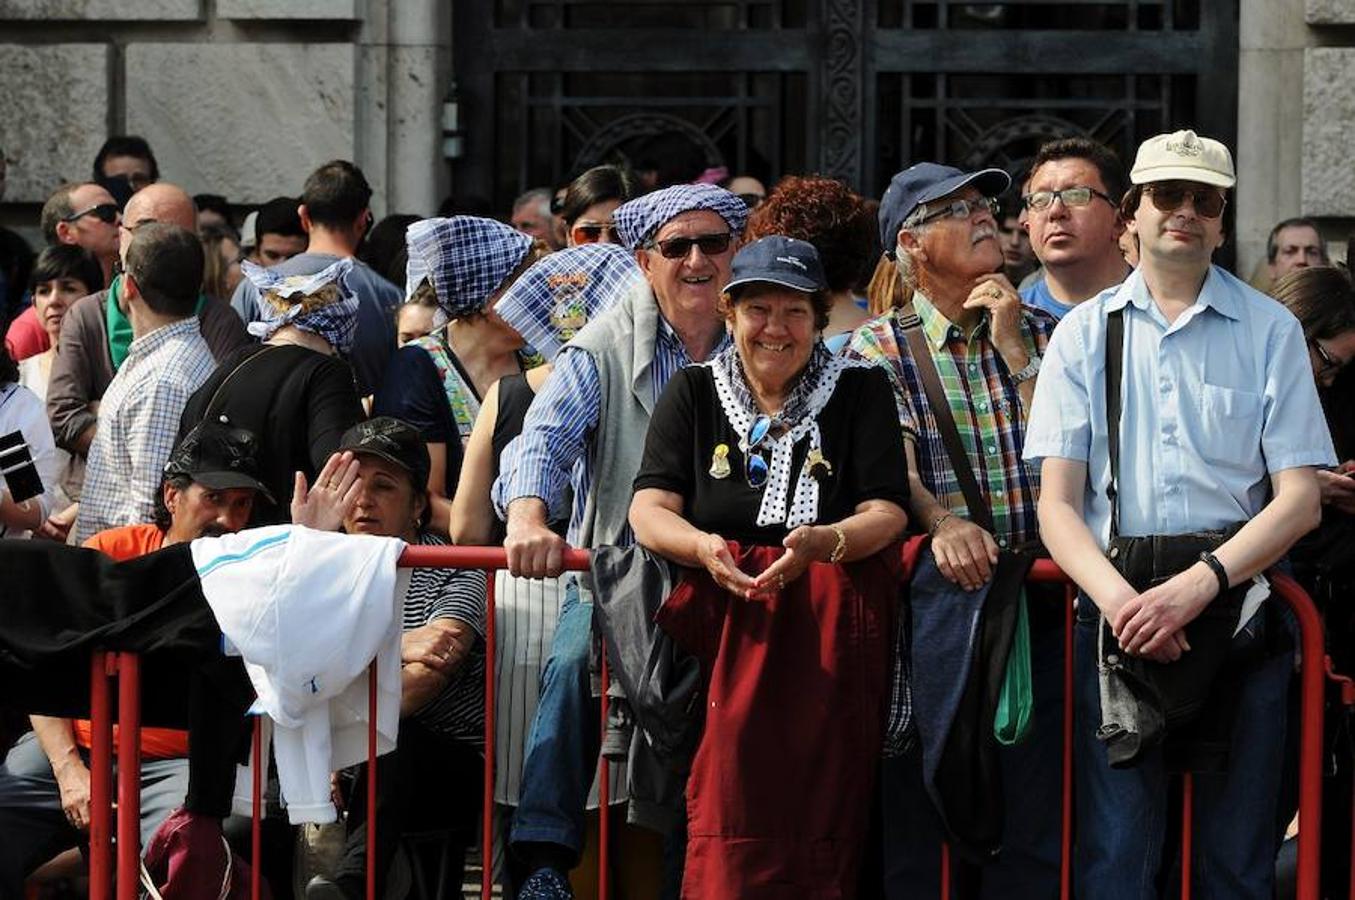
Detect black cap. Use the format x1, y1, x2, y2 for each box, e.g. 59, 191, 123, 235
722, 235, 827, 295
337, 417, 430, 491
878, 162, 1010, 258
163, 421, 274, 502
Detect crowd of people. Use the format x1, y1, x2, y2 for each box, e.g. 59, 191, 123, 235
0, 124, 1352, 900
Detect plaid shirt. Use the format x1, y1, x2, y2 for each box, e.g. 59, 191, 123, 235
74, 318, 216, 544
844, 292, 1055, 546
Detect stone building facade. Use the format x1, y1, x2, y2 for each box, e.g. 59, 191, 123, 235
1, 0, 1352, 278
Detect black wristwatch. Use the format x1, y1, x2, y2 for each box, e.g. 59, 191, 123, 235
1198, 551, 1230, 597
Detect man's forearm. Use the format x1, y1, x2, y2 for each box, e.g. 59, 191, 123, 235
1038, 498, 1136, 617
1214, 469, 1322, 587
30, 715, 83, 773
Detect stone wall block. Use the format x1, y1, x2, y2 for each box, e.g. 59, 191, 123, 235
1301, 48, 1355, 216
216, 0, 357, 20
0, 0, 198, 20
1306, 0, 1355, 25
125, 43, 356, 203
0, 44, 109, 203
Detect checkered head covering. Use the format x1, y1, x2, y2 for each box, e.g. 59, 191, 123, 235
404, 216, 534, 319
493, 243, 645, 361
243, 257, 359, 354
612, 183, 749, 251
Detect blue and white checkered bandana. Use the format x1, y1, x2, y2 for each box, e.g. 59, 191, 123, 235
612, 183, 749, 251
405, 216, 534, 319
494, 243, 644, 361
242, 257, 359, 354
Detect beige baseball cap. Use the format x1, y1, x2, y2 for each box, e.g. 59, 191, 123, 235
1129, 129, 1235, 188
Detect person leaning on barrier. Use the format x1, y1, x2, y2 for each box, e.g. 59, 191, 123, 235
491, 183, 747, 899
304, 417, 488, 900
1025, 129, 1332, 900
628, 236, 908, 897
845, 161, 1062, 898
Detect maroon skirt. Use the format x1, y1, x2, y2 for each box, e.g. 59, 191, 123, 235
656, 542, 901, 899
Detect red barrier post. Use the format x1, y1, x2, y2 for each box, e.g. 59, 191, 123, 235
1274, 573, 1325, 900
116, 652, 141, 900
252, 717, 262, 900
89, 652, 114, 900
367, 660, 378, 900
482, 571, 497, 900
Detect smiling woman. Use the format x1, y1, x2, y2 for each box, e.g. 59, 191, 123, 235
628, 235, 910, 898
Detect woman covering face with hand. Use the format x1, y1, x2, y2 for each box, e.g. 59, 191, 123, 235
628, 236, 910, 899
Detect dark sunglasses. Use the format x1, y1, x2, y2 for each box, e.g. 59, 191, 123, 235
63, 203, 119, 225
744, 414, 772, 489
1143, 183, 1226, 219
571, 223, 619, 245
737, 192, 765, 209
647, 232, 733, 260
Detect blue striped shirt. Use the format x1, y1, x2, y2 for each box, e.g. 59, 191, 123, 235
493, 316, 726, 547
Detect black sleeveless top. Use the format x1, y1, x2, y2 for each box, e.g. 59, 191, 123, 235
490, 373, 568, 543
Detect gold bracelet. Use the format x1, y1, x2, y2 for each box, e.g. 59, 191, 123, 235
828, 524, 847, 563
928, 512, 954, 537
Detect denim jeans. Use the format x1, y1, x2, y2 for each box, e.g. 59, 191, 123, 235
880, 604, 1064, 900
510, 579, 599, 858
1074, 601, 1293, 900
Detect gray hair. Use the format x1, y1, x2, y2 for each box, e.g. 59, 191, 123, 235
892, 217, 931, 289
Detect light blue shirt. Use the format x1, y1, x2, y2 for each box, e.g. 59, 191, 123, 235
1020, 277, 1080, 321
1023, 265, 1335, 548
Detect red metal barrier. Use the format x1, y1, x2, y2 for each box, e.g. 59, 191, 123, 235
83, 545, 1330, 900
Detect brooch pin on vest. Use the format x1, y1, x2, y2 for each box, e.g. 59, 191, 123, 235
709, 443, 731, 479
805, 448, 832, 482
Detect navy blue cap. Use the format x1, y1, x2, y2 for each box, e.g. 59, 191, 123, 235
722, 235, 827, 295
877, 163, 1010, 258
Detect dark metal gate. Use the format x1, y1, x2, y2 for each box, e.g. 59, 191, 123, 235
452, 0, 1238, 209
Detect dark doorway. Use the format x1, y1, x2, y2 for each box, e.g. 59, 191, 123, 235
453, 0, 1237, 212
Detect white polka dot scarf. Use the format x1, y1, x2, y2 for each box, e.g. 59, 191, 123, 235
707, 342, 857, 529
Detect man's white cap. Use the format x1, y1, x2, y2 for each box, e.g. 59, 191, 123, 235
1129, 129, 1235, 188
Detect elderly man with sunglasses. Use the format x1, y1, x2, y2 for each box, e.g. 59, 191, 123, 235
1026, 131, 1331, 898
846, 161, 1062, 899
492, 183, 746, 898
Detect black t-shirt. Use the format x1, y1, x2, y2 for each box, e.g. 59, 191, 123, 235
634, 365, 910, 546
180, 344, 365, 525
372, 345, 464, 491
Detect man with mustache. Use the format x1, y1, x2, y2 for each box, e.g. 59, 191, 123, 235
846, 162, 1060, 898
1019, 138, 1134, 320
1027, 130, 1329, 899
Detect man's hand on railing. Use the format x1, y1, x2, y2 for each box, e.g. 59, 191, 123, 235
505, 498, 567, 578
290, 451, 362, 531
930, 515, 999, 592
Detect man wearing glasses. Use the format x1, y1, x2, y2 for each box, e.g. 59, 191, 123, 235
846, 162, 1061, 899
39, 182, 121, 286
1027, 130, 1331, 898
1019, 138, 1134, 320
493, 183, 746, 898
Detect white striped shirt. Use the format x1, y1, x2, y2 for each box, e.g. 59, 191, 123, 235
406, 532, 489, 748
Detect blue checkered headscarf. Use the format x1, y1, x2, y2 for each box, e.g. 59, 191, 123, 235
243, 258, 359, 354
405, 216, 534, 319
612, 183, 749, 251
494, 243, 645, 361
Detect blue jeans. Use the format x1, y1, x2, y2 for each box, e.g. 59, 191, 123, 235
1074, 603, 1293, 900
510, 580, 599, 858
880, 604, 1064, 900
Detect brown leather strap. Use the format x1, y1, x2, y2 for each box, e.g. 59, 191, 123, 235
899, 309, 996, 533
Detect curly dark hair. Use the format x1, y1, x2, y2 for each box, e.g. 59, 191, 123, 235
744, 176, 880, 294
